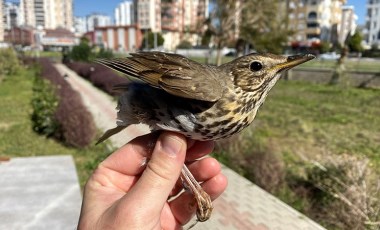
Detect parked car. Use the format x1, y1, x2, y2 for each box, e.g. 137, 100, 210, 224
319, 52, 340, 60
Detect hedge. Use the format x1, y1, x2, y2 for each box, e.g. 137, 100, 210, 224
36, 58, 97, 147
65, 62, 130, 96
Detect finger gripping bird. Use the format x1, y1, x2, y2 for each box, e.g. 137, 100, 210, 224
96, 51, 315, 222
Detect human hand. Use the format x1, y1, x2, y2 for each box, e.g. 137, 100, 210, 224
77, 132, 228, 229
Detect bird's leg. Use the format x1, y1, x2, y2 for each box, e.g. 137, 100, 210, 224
180, 164, 213, 222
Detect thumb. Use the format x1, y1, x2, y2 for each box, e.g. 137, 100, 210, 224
123, 132, 186, 215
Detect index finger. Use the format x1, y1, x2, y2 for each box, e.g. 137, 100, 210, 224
100, 132, 159, 176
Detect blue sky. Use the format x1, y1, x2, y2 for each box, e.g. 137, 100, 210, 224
74, 0, 367, 25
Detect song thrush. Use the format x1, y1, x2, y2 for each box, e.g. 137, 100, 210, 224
96, 51, 315, 222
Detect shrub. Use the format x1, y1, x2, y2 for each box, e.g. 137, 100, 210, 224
177, 40, 193, 49
69, 37, 93, 62
215, 133, 285, 193
54, 90, 97, 148
36, 58, 97, 147
65, 62, 130, 96
96, 48, 114, 59
305, 154, 380, 229
89, 65, 130, 95
31, 75, 59, 136
0, 48, 20, 80
65, 62, 95, 80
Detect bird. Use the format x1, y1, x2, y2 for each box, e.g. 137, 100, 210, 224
95, 51, 315, 222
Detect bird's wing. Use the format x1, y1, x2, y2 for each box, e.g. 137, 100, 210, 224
96, 52, 223, 102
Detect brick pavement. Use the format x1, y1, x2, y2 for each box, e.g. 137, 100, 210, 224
55, 63, 326, 230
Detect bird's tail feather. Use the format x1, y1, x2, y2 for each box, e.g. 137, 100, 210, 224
96, 126, 126, 145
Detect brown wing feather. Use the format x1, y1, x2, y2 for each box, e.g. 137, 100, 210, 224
96, 52, 223, 102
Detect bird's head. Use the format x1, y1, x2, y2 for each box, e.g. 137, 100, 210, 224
221, 53, 315, 93
220, 53, 314, 108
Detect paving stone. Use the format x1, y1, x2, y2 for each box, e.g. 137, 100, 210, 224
0, 155, 82, 230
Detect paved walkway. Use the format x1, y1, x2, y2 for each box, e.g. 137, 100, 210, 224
0, 155, 82, 230
55, 63, 326, 230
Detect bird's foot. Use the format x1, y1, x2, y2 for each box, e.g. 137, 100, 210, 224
181, 165, 213, 222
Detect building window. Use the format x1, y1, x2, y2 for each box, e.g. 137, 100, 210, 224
307, 22, 319, 28
308, 11, 317, 19
307, 34, 319, 39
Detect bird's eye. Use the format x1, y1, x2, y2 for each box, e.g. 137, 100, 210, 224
250, 61, 263, 72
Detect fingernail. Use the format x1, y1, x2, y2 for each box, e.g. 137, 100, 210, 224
161, 135, 183, 157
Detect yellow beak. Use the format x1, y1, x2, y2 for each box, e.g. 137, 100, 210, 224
276, 54, 315, 71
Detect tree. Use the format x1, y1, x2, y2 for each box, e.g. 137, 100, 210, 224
207, 0, 243, 65
142, 32, 164, 49
96, 47, 114, 59
319, 41, 331, 54
70, 37, 93, 62
176, 40, 193, 49
347, 30, 363, 53
201, 29, 213, 46
239, 0, 292, 54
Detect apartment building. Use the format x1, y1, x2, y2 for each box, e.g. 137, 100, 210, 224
0, 0, 4, 42
339, 5, 357, 45
160, 0, 209, 49
86, 13, 112, 32
74, 16, 87, 35
20, 0, 73, 30
161, 0, 208, 32
287, 0, 347, 44
115, 0, 136, 26
3, 2, 23, 30
20, 0, 35, 27
137, 0, 161, 32
92, 25, 142, 51
365, 0, 380, 46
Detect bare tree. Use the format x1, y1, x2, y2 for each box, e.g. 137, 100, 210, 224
207, 0, 243, 65
239, 0, 292, 54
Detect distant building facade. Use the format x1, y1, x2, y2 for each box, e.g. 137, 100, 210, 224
115, 0, 136, 26
287, 0, 347, 45
86, 13, 112, 32
161, 0, 208, 32
4, 2, 23, 30
4, 26, 34, 46
339, 5, 357, 45
92, 25, 142, 52
20, 0, 73, 30
365, 0, 380, 47
160, 0, 209, 50
74, 16, 87, 35
137, 0, 161, 32
0, 0, 4, 41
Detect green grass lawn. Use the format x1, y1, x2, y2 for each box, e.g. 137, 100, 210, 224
252, 80, 380, 163
0, 68, 112, 187
214, 79, 380, 228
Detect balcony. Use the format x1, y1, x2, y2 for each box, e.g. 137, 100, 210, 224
307, 22, 320, 28
305, 27, 321, 35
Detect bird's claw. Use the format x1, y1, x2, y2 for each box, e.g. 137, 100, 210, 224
195, 189, 213, 222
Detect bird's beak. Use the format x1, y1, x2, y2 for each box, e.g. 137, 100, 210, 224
276, 54, 315, 71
